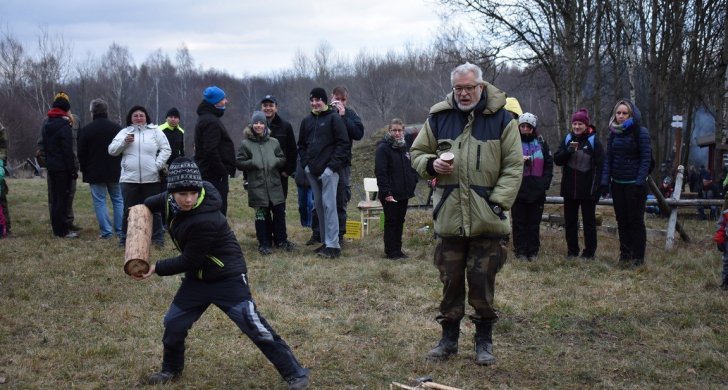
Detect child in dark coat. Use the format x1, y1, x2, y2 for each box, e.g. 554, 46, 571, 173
714, 209, 728, 290
133, 157, 309, 389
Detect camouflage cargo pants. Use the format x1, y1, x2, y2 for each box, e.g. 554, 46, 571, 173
434, 236, 507, 324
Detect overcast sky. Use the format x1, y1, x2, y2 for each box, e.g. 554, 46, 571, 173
0, 0, 451, 77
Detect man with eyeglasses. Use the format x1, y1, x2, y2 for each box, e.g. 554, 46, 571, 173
410, 62, 523, 366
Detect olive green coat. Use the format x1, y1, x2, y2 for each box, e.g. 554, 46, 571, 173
410, 83, 523, 238
235, 126, 286, 207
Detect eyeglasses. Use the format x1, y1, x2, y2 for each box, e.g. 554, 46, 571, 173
452, 85, 480, 94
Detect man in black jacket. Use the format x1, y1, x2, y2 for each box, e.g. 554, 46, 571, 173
307, 86, 364, 244
193, 86, 236, 215
298, 87, 349, 258
78, 98, 123, 239
260, 95, 297, 197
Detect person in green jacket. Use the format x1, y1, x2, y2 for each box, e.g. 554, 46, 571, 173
411, 62, 523, 366
235, 111, 294, 255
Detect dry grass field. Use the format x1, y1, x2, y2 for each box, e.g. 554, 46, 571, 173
1, 139, 728, 388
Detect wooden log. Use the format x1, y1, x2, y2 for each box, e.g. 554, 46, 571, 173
124, 205, 152, 276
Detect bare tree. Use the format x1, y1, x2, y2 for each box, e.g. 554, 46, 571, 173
98, 43, 137, 123
23, 27, 72, 117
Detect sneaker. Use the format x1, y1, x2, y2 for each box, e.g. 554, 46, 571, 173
313, 244, 326, 254
63, 231, 79, 239
142, 370, 180, 385
305, 236, 321, 246
287, 374, 310, 390
277, 241, 296, 252
318, 247, 341, 259
258, 246, 273, 255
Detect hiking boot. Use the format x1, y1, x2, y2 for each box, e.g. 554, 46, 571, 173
287, 374, 310, 390
142, 370, 180, 385
474, 321, 496, 366
317, 247, 341, 259
277, 241, 296, 252
425, 320, 459, 360
631, 258, 645, 268
258, 246, 273, 255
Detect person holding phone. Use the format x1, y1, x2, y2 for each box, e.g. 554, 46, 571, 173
553, 108, 603, 259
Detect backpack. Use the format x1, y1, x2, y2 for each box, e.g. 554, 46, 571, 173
564, 133, 595, 149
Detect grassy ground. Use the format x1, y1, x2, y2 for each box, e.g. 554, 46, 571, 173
3, 130, 728, 390
1, 176, 727, 389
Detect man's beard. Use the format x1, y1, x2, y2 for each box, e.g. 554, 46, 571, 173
457, 100, 478, 111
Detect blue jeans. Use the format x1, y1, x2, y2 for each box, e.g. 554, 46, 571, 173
90, 182, 123, 238
306, 167, 339, 249
297, 185, 314, 227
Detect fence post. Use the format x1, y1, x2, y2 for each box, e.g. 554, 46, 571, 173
666, 165, 685, 250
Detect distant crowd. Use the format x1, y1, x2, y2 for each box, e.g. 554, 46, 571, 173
2, 61, 726, 388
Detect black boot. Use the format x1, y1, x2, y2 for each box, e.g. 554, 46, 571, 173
425, 320, 460, 360
474, 321, 496, 366
143, 346, 183, 385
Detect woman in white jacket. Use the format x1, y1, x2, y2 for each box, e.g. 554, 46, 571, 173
108, 105, 171, 247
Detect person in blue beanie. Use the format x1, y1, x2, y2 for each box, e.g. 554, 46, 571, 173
193, 86, 236, 215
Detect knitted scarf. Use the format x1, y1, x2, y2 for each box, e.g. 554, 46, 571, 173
384, 132, 406, 150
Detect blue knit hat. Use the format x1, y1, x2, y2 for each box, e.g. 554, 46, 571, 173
203, 86, 226, 105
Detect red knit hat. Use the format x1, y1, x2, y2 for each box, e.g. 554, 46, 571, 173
571, 108, 590, 126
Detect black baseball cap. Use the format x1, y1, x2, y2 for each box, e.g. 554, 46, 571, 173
260, 95, 277, 104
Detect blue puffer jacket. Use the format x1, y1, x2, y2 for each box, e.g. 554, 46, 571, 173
601, 100, 652, 186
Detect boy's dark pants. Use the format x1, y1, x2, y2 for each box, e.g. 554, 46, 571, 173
161, 275, 307, 381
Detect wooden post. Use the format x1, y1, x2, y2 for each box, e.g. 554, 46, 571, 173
647, 176, 691, 244
666, 166, 685, 250
124, 205, 152, 276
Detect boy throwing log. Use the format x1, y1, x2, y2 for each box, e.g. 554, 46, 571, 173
131, 157, 309, 389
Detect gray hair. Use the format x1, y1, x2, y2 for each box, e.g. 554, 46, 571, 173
450, 62, 484, 86
89, 98, 108, 116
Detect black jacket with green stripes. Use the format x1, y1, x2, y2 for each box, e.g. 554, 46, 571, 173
144, 181, 247, 281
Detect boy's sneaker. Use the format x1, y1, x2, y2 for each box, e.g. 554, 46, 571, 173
142, 370, 180, 385
277, 241, 296, 252
317, 247, 341, 259
287, 373, 310, 390
258, 246, 273, 255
